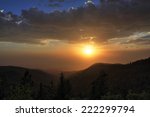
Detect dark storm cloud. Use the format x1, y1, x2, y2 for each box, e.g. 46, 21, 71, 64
0, 0, 150, 44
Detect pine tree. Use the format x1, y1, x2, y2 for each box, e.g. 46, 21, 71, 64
37, 83, 44, 100
65, 80, 72, 99
45, 81, 56, 99
90, 80, 97, 99
0, 73, 8, 99
90, 71, 108, 99
9, 70, 34, 99
57, 72, 65, 99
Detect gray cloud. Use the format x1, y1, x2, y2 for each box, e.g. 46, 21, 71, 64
126, 32, 150, 45
0, 0, 150, 44
127, 39, 150, 45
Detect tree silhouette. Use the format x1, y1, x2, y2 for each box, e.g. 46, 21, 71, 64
90, 71, 107, 99
21, 70, 33, 86
65, 80, 72, 99
8, 71, 34, 99
37, 83, 44, 100
90, 80, 97, 99
56, 73, 73, 99
47, 81, 56, 99
0, 74, 8, 99
57, 72, 65, 99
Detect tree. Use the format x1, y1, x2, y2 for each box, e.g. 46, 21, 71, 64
48, 81, 56, 99
44, 81, 56, 99
57, 72, 65, 99
56, 72, 73, 99
90, 80, 97, 99
21, 70, 33, 86
90, 71, 108, 99
9, 70, 34, 100
0, 73, 9, 99
64, 80, 72, 99
37, 83, 44, 100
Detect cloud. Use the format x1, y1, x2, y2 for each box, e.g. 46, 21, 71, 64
125, 32, 150, 45
0, 1, 150, 44
108, 32, 150, 47
127, 39, 150, 45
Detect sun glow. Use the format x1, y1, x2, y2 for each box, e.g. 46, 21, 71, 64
83, 45, 95, 56
74, 43, 101, 59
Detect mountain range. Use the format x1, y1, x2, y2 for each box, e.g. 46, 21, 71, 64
69, 57, 150, 98
0, 57, 150, 99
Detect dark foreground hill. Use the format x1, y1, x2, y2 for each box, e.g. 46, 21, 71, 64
0, 66, 56, 99
0, 66, 54, 85
68, 57, 150, 99
0, 57, 150, 99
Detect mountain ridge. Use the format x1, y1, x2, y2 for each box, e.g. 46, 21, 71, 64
68, 57, 150, 97
0, 57, 150, 99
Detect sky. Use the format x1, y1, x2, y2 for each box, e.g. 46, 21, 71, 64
0, 0, 150, 71
0, 0, 99, 14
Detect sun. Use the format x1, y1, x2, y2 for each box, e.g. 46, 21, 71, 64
74, 43, 99, 58
83, 45, 95, 56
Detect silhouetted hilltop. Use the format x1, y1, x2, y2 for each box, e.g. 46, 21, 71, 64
68, 57, 150, 99
0, 66, 54, 85
0, 66, 58, 99
128, 57, 150, 67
